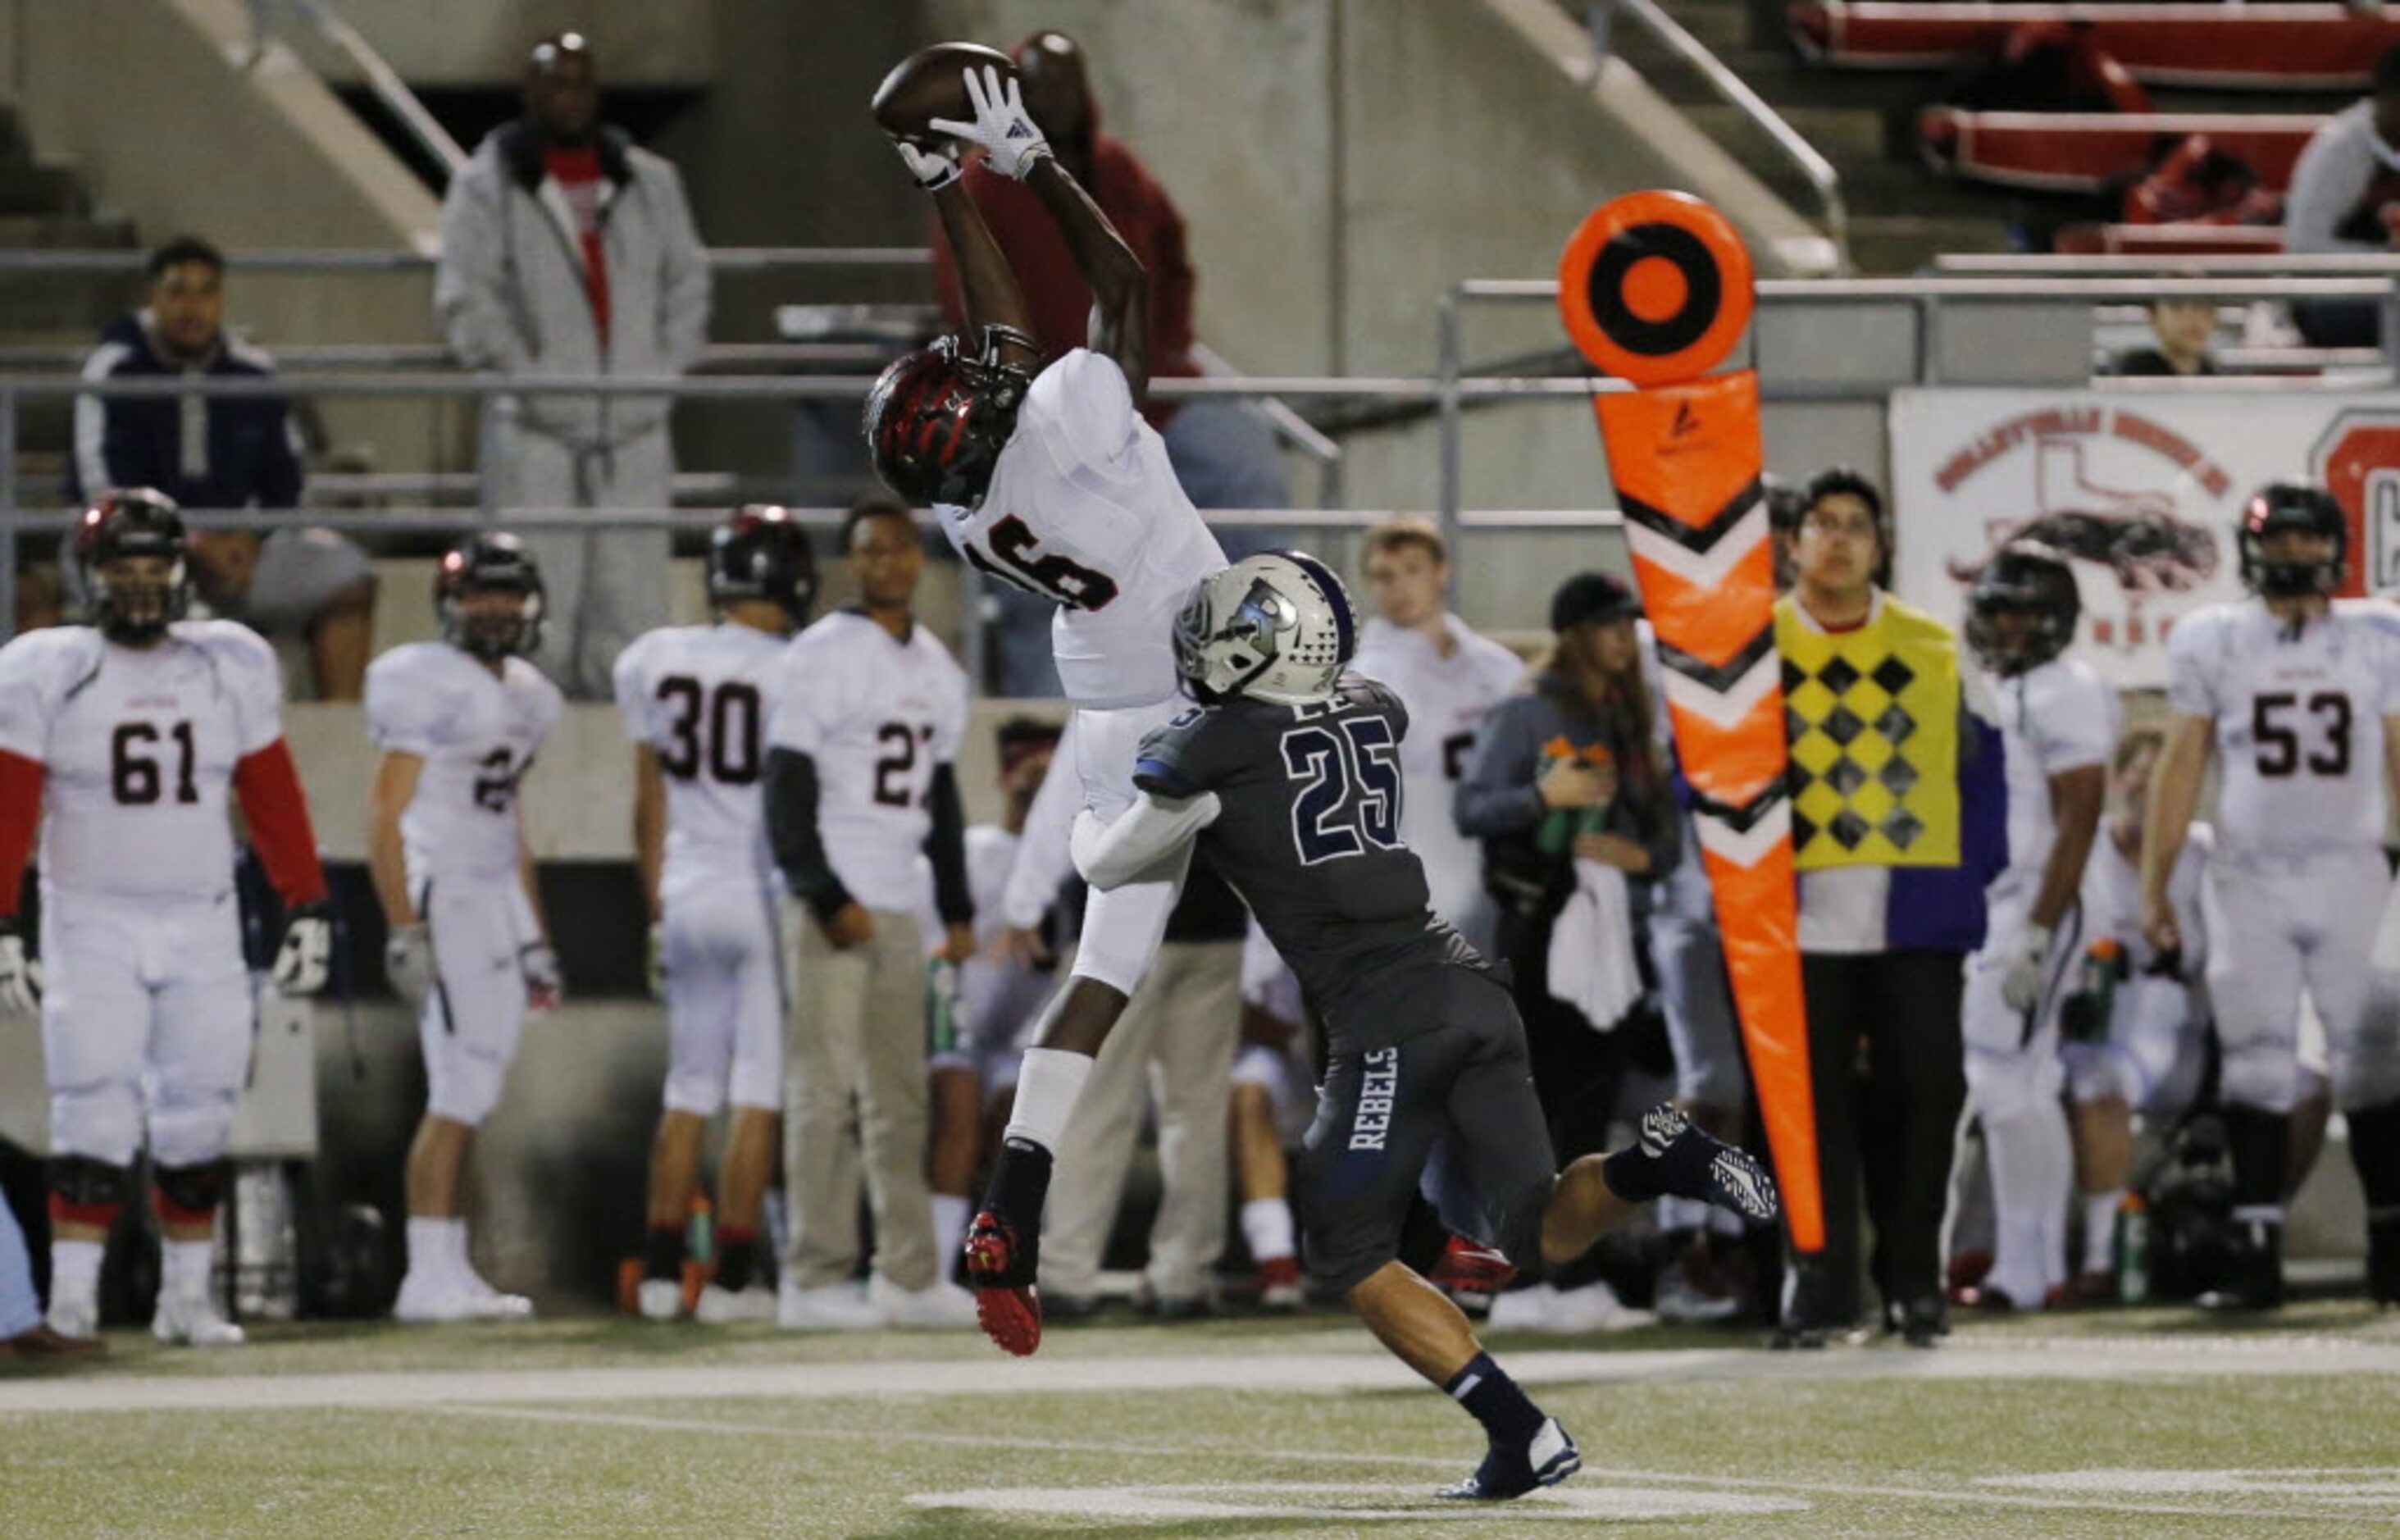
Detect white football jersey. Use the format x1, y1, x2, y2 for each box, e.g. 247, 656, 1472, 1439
365, 642, 563, 886
2167, 599, 2400, 860
935, 349, 1227, 710
764, 609, 968, 913
0, 621, 282, 900
1352, 613, 1524, 935
613, 622, 786, 891
1984, 654, 2120, 896
2082, 823, 2211, 976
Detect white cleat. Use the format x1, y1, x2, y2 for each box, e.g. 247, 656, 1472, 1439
46, 1288, 98, 1341
776, 1280, 885, 1331
392, 1270, 477, 1324
693, 1284, 776, 1324
459, 1271, 535, 1319
636, 1278, 685, 1322
1542, 1279, 1655, 1335
868, 1273, 979, 1328
151, 1290, 245, 1348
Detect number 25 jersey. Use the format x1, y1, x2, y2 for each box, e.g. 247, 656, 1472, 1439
366, 641, 563, 886
2167, 598, 2400, 861
613, 622, 784, 888
0, 620, 285, 900
936, 349, 1227, 711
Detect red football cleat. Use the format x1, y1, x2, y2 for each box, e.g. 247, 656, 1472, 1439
963, 1210, 1042, 1356
1430, 1234, 1519, 1296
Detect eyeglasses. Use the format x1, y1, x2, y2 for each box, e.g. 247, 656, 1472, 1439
1799, 513, 1879, 540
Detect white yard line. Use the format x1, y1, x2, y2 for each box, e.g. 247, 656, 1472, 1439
3, 1333, 2398, 1415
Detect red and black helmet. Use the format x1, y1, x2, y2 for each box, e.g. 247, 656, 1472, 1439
2237, 480, 2345, 599
862, 329, 1033, 508
708, 503, 818, 629
435, 531, 546, 661
75, 488, 190, 645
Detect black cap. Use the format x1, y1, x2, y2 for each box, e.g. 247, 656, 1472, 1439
1551, 572, 1642, 633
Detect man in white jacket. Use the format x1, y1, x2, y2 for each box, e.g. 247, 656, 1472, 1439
435, 32, 712, 698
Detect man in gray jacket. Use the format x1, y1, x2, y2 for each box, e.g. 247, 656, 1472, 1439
435, 32, 711, 697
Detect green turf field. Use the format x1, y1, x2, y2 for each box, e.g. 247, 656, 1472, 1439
5, 1304, 2398, 1538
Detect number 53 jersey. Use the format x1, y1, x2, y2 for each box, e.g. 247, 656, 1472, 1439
2167, 597, 2400, 861
366, 641, 563, 886
936, 349, 1227, 712
0, 620, 285, 900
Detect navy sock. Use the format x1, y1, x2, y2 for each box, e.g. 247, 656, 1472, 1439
642, 1224, 685, 1283
714, 1229, 758, 1292
1444, 1352, 1545, 1446
1601, 1146, 1665, 1203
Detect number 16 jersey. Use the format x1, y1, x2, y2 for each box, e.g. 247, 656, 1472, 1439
365, 641, 562, 886
2166, 597, 2400, 861
936, 349, 1227, 711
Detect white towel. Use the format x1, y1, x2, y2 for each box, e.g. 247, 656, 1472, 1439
1546, 856, 1644, 1032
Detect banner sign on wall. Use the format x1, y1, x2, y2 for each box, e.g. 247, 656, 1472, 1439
1889, 389, 2400, 687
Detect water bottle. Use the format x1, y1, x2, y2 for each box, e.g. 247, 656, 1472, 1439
927, 957, 961, 1058
2063, 938, 2125, 1044
686, 1191, 714, 1270
2115, 1193, 2150, 1305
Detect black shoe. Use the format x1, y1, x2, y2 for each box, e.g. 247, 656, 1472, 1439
2197, 1219, 2284, 1313
1435, 1417, 1581, 1501
2369, 1217, 2400, 1307
1629, 1105, 1782, 1225
1767, 1322, 1828, 1351
1893, 1294, 1949, 1347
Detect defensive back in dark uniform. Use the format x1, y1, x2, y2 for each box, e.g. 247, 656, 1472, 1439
1132, 672, 1555, 1293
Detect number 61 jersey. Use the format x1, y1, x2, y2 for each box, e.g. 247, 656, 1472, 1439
936, 349, 1227, 712
365, 641, 562, 886
0, 620, 284, 900
2167, 597, 2400, 860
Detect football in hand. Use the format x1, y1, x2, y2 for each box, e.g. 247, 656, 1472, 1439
870, 42, 1018, 148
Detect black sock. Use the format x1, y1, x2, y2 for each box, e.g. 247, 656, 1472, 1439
642, 1224, 685, 1283
1601, 1145, 1665, 1203
714, 1229, 758, 1292
1444, 1351, 1545, 1446
983, 1137, 1054, 1220
2344, 1099, 2400, 1210
2220, 1105, 2291, 1213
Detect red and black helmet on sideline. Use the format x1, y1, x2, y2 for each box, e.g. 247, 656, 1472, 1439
708, 504, 819, 629
75, 488, 191, 645
1965, 540, 2080, 677
2237, 480, 2346, 599
862, 328, 1034, 508
434, 531, 546, 661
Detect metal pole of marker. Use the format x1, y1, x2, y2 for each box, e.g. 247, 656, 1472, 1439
1, 385, 16, 640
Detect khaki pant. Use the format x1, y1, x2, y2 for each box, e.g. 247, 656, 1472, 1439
1040, 940, 1241, 1302
783, 905, 936, 1291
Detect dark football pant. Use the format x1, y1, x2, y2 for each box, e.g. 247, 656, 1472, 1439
1296, 967, 1558, 1295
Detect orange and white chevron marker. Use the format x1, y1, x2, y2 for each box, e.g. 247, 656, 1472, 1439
1558, 192, 1823, 1252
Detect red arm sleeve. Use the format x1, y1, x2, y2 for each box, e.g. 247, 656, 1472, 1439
234, 739, 329, 907
0, 750, 41, 920
1146, 180, 1197, 372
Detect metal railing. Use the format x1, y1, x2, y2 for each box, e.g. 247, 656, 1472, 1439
1589, 0, 1851, 275
245, 0, 467, 181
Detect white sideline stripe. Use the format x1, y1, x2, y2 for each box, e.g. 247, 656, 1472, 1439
7, 1335, 2400, 1415
432, 1405, 2342, 1523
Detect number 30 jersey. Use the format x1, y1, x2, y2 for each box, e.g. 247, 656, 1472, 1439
2167, 597, 2400, 861
366, 641, 562, 886
613, 622, 785, 891
936, 349, 1227, 711
0, 620, 283, 900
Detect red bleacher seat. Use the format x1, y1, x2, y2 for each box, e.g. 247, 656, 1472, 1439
2052, 221, 2288, 256
1794, 4, 2400, 89
1918, 110, 2325, 192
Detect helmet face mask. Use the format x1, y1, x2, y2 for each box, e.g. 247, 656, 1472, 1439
435, 535, 546, 662
708, 504, 818, 631
1173, 551, 1358, 707
1965, 542, 2079, 677
2237, 481, 2346, 600
863, 330, 1032, 509
75, 490, 191, 645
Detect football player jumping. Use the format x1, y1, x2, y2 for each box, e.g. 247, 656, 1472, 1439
0, 490, 333, 1347
1072, 552, 1779, 1501
367, 534, 563, 1323
866, 65, 1227, 1353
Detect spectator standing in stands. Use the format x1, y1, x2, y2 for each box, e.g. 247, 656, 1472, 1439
2283, 44, 2400, 346
928, 30, 1286, 695
436, 32, 712, 699
1773, 468, 2006, 1347
2113, 297, 2220, 377
71, 237, 375, 698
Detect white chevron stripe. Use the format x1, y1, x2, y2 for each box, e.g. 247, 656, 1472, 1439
1624, 504, 1769, 591
1661, 651, 1780, 731
1694, 800, 1790, 870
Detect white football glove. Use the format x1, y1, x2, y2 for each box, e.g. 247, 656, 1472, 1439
0, 923, 42, 1017
927, 65, 1051, 180
385, 923, 435, 1009
521, 941, 563, 1014
893, 136, 962, 192
644, 922, 667, 1000
271, 904, 333, 997
2000, 923, 2053, 1014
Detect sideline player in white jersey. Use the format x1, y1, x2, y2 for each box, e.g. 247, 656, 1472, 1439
0, 490, 332, 1347
367, 533, 564, 1323
868, 64, 1227, 1352
1350, 517, 1524, 954
762, 497, 975, 1330
1949, 543, 2118, 1314
2145, 481, 2400, 1309
613, 507, 817, 1323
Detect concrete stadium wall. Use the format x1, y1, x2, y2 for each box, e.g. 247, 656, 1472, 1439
7, 0, 451, 483
327, 1, 716, 89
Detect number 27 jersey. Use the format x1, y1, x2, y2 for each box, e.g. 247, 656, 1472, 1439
366, 641, 562, 885
936, 349, 1226, 711
2167, 598, 2400, 859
